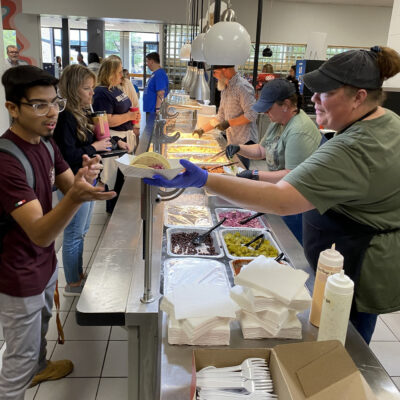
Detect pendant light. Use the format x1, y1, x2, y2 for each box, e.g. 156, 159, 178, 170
220, 0, 236, 22
190, 62, 210, 101
204, 21, 251, 66
179, 0, 192, 60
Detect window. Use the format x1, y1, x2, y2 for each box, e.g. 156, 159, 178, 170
130, 32, 159, 74
70, 29, 88, 64
326, 46, 366, 58
105, 31, 121, 58
164, 24, 193, 89
40, 27, 62, 64
238, 43, 307, 78
3, 30, 16, 58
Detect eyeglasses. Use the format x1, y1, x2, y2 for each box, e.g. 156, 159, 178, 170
20, 98, 67, 116
8, 51, 19, 55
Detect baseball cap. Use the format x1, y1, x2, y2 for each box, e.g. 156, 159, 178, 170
207, 65, 235, 71
303, 47, 382, 93
252, 79, 296, 113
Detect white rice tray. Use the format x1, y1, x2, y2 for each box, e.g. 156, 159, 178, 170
219, 228, 281, 260
166, 227, 224, 258
116, 153, 183, 179
215, 208, 267, 229
164, 204, 213, 228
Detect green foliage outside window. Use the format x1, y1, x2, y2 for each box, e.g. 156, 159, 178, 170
3, 30, 16, 58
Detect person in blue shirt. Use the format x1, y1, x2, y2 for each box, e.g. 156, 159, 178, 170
143, 52, 169, 115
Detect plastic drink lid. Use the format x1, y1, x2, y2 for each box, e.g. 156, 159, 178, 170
326, 270, 354, 295
319, 243, 344, 267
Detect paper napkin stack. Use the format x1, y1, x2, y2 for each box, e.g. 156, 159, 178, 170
231, 255, 311, 339
161, 283, 237, 345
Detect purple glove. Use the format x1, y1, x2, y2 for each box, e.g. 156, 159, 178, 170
143, 159, 208, 188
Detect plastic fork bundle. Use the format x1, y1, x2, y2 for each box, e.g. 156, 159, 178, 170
196, 357, 278, 399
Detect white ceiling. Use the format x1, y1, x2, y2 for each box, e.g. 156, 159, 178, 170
279, 0, 393, 6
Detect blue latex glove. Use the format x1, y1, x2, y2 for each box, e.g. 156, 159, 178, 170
143, 159, 208, 188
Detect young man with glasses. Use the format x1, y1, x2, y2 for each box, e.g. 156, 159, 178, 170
5, 45, 29, 69
0, 65, 115, 399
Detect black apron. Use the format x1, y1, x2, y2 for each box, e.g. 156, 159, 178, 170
302, 209, 397, 287
304, 107, 386, 287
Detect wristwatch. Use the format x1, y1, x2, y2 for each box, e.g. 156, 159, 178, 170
252, 170, 259, 180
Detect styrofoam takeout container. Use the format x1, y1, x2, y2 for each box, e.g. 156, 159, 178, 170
116, 153, 184, 179
166, 227, 224, 258
219, 227, 281, 260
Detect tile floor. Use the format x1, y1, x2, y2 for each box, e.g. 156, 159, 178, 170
0, 200, 399, 398
0, 201, 129, 400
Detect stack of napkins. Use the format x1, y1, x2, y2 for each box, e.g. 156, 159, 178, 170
231, 255, 311, 339
161, 283, 237, 345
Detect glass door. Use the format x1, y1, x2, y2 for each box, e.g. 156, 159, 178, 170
143, 41, 159, 87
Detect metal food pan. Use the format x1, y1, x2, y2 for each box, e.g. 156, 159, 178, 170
219, 227, 281, 260
166, 227, 224, 258
215, 208, 267, 230
175, 139, 220, 147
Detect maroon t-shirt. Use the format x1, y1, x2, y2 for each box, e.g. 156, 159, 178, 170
0, 130, 69, 297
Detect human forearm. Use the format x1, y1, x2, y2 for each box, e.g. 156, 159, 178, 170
205, 173, 314, 215
237, 144, 265, 159
258, 169, 291, 184
107, 111, 137, 127
156, 90, 165, 109
229, 114, 251, 127
31, 194, 83, 247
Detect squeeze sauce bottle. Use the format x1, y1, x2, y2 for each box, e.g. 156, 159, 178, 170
317, 270, 354, 345
309, 244, 343, 327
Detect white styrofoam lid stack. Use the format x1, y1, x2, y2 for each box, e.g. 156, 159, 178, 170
173, 284, 237, 320
235, 255, 309, 305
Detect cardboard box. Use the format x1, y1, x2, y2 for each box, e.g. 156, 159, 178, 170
191, 340, 377, 400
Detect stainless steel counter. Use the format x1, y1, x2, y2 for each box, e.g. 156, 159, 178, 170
160, 197, 400, 400
76, 113, 400, 400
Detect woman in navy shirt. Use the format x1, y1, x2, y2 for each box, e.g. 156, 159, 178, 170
93, 57, 140, 212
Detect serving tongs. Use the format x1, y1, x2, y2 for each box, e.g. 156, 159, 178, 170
274, 252, 285, 262
206, 148, 226, 162
243, 233, 264, 250
208, 161, 239, 171
239, 212, 265, 225
191, 217, 227, 246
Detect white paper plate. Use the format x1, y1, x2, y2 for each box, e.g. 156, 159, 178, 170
116, 153, 184, 179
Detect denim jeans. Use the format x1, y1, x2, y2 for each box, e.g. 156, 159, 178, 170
57, 191, 94, 284
350, 307, 378, 344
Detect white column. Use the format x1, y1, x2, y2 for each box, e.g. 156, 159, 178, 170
385, 0, 400, 88
0, 17, 11, 134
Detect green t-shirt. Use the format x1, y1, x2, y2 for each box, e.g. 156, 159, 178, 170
284, 109, 400, 313
260, 109, 321, 171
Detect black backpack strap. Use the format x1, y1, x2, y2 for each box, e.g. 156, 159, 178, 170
41, 137, 55, 165
0, 138, 34, 188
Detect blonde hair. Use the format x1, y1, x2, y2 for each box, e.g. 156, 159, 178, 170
58, 64, 96, 142
97, 56, 122, 89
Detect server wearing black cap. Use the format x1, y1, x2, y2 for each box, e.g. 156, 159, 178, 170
145, 46, 400, 344
193, 65, 258, 168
